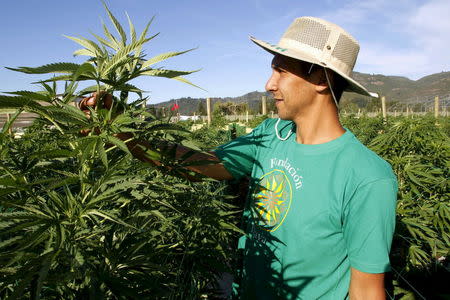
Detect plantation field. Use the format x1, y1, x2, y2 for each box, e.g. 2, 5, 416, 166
1, 112, 448, 299
0, 5, 448, 298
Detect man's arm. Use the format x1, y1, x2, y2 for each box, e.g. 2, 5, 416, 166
342, 177, 397, 299
122, 133, 234, 181
349, 268, 385, 300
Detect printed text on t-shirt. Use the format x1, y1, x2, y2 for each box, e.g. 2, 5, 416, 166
270, 157, 304, 190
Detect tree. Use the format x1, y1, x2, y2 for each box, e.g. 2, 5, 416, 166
197, 101, 206, 116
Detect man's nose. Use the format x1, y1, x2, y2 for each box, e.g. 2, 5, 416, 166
265, 71, 277, 92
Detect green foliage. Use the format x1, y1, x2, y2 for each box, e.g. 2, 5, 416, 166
367, 116, 449, 268
343, 115, 450, 299
190, 126, 233, 150
245, 115, 268, 129
196, 101, 207, 116
210, 103, 228, 128
0, 127, 240, 299
344, 116, 450, 270
341, 114, 386, 144
0, 5, 239, 299
213, 102, 248, 116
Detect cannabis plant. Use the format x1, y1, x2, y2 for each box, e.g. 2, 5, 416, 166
341, 115, 450, 299
368, 117, 449, 269
0, 5, 239, 299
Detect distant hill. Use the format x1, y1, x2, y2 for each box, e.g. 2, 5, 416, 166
152, 71, 450, 115
351, 71, 450, 101
150, 91, 273, 116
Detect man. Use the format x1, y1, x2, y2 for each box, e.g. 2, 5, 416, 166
81, 17, 397, 299
213, 17, 397, 299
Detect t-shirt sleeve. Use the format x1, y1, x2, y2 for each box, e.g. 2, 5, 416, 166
214, 121, 266, 180
342, 177, 398, 273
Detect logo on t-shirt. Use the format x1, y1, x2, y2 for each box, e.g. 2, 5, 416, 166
251, 169, 293, 232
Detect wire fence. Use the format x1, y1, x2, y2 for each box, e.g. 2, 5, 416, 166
388, 94, 450, 114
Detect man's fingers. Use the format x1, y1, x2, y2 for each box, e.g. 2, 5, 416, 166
103, 93, 113, 109
79, 97, 90, 110
78, 95, 96, 110
82, 109, 91, 119
78, 92, 113, 111
86, 97, 96, 106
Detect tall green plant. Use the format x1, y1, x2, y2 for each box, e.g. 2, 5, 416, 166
0, 5, 240, 299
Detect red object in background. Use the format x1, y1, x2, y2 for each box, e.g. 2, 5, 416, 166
171, 103, 179, 111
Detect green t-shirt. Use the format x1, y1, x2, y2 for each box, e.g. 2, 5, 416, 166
215, 119, 398, 300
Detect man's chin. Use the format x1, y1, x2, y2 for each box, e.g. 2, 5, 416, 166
277, 114, 292, 121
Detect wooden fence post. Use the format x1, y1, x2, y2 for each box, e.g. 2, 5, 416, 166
141, 98, 147, 120
6, 113, 12, 135
261, 96, 267, 115
434, 96, 440, 118
381, 96, 387, 122
206, 97, 211, 126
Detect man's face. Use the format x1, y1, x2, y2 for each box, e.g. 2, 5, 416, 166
265, 54, 317, 121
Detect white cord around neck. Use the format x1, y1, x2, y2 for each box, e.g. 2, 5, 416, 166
275, 118, 292, 141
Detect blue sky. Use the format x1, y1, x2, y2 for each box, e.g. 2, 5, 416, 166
1, 0, 449, 104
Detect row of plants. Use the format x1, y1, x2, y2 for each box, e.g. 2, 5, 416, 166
374, 117, 448, 299
344, 115, 449, 299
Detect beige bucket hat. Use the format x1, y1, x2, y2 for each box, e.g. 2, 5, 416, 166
250, 17, 373, 97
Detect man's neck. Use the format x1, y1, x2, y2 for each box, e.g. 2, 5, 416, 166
292, 98, 345, 145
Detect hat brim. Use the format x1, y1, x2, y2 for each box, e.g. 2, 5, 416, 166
250, 36, 373, 98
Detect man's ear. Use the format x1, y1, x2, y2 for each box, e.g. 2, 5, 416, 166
313, 69, 329, 93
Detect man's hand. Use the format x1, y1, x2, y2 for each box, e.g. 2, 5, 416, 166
78, 91, 114, 135
78, 91, 113, 116
349, 267, 386, 300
